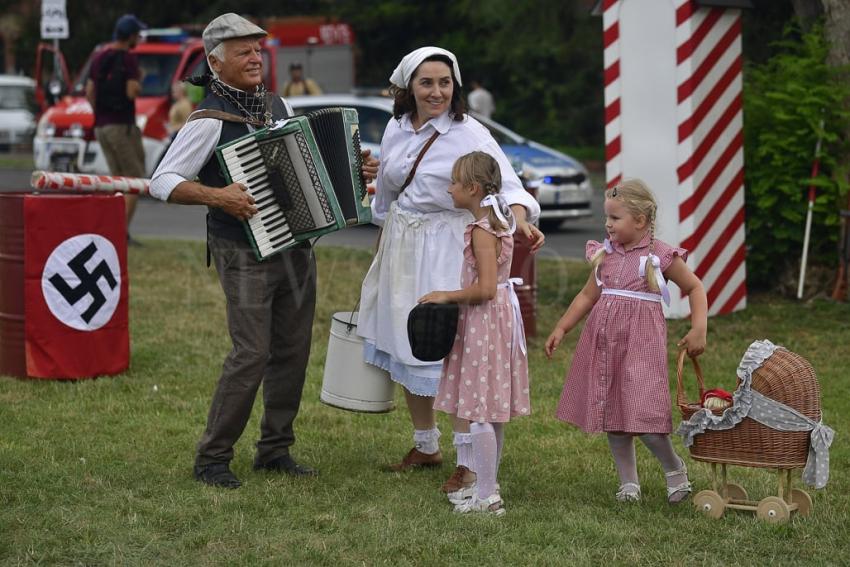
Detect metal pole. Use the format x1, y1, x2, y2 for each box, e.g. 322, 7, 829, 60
797, 123, 825, 300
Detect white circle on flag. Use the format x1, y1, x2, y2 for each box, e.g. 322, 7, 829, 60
41, 234, 121, 331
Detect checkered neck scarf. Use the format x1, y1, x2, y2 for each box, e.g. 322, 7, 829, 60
209, 78, 271, 125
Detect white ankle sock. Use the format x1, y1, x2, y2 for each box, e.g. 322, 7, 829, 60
414, 427, 441, 455
453, 432, 473, 470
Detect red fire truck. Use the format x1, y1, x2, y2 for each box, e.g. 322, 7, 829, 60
32, 19, 356, 176
32, 29, 278, 175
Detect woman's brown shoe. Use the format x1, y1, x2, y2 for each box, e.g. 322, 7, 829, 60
441, 465, 474, 493
382, 447, 443, 472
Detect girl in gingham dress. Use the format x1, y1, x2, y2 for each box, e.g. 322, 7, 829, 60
419, 151, 530, 516
545, 179, 707, 504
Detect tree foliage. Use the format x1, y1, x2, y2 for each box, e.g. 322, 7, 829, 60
743, 22, 850, 289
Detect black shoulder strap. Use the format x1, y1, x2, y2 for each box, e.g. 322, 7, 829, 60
187, 109, 265, 127
400, 130, 440, 192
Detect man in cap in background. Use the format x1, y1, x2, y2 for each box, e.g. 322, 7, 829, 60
281, 62, 323, 97
150, 13, 378, 489
86, 14, 147, 244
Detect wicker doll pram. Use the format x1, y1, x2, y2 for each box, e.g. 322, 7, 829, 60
676, 343, 827, 523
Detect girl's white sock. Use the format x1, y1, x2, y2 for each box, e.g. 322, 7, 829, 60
413, 427, 441, 455
470, 422, 498, 499
607, 432, 639, 485
453, 431, 474, 470
639, 433, 687, 488
493, 422, 505, 474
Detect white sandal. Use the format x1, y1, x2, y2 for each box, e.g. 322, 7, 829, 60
454, 493, 506, 516
666, 459, 692, 504
447, 483, 476, 505
615, 482, 642, 502
447, 482, 499, 505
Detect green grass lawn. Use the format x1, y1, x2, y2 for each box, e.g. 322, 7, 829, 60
1, 241, 847, 566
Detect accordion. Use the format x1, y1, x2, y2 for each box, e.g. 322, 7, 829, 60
215, 107, 372, 260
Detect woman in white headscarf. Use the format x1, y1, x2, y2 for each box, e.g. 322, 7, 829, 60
357, 46, 544, 486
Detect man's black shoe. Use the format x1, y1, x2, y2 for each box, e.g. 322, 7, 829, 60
194, 463, 242, 488
253, 454, 318, 477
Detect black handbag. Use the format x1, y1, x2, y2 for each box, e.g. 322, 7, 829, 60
407, 302, 460, 362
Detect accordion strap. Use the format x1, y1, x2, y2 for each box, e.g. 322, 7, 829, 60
187, 109, 265, 127
400, 130, 440, 192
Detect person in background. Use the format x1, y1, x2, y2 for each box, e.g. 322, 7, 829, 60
85, 14, 147, 244
467, 79, 494, 119
166, 81, 193, 137
281, 62, 323, 96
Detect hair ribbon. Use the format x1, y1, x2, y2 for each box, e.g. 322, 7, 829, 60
480, 194, 515, 234
594, 238, 615, 286
639, 254, 671, 306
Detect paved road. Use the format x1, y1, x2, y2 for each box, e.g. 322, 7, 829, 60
1, 168, 604, 260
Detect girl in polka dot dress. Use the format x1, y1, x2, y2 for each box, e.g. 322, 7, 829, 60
545, 179, 707, 504
419, 151, 530, 516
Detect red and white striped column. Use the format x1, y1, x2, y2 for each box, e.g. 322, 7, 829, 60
601, 0, 747, 317
602, 0, 623, 191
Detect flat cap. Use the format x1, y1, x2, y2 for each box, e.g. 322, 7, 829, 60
203, 13, 267, 57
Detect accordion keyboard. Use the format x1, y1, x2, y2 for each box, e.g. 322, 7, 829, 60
220, 136, 295, 258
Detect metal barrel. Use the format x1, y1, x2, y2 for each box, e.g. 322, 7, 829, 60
0, 194, 26, 377
510, 231, 537, 337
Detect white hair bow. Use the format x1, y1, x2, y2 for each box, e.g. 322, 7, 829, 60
594, 239, 615, 286
639, 254, 671, 306
480, 194, 515, 234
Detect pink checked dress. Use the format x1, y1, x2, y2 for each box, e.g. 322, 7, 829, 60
434, 217, 531, 423
555, 233, 688, 434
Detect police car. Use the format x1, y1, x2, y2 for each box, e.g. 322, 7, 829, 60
287, 94, 594, 230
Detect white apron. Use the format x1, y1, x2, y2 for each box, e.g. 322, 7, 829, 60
358, 202, 472, 396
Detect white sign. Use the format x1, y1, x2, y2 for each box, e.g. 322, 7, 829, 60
41, 0, 69, 40
42, 234, 121, 331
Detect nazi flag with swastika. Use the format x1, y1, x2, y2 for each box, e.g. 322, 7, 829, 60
24, 194, 129, 379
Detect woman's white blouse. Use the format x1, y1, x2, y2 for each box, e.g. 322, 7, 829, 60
370, 111, 541, 226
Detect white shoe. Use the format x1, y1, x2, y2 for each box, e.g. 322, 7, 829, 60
615, 482, 641, 502
447, 482, 500, 505
453, 493, 506, 516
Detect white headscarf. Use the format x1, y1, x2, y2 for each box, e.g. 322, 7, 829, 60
389, 46, 463, 89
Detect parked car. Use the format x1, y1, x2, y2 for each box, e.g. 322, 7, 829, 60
0, 75, 37, 151
287, 94, 593, 230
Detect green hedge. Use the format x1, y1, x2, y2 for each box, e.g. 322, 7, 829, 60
743, 23, 850, 289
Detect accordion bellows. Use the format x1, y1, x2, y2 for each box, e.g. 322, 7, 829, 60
216, 107, 371, 260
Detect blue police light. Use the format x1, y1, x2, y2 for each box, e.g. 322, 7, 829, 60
543, 176, 553, 184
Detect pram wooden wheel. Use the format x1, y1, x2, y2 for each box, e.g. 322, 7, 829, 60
790, 488, 813, 517
723, 482, 748, 501
756, 496, 790, 523
694, 490, 725, 518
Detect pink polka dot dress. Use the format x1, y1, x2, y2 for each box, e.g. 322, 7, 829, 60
434, 217, 531, 423
555, 233, 688, 434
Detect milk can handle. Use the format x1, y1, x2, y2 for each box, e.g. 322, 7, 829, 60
347, 300, 360, 333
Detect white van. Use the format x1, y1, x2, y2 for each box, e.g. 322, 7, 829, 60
0, 75, 37, 150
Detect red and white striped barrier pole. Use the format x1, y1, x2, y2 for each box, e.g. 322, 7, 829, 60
797, 126, 824, 299
601, 0, 748, 317
30, 171, 150, 195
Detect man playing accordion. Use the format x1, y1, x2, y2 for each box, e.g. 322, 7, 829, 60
149, 13, 378, 488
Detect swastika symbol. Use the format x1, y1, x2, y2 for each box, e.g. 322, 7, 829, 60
48, 241, 117, 324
